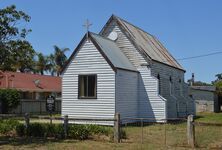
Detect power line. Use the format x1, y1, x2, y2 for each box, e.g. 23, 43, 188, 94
163, 51, 222, 63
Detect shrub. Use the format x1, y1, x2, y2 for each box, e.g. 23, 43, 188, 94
15, 124, 25, 136
68, 124, 90, 140
26, 123, 46, 137
0, 119, 20, 134
0, 89, 20, 113
45, 124, 64, 138
87, 124, 112, 136
14, 122, 116, 140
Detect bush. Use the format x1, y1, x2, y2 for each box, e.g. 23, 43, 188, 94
68, 124, 90, 140
45, 124, 64, 138
26, 123, 46, 137
15, 124, 25, 136
87, 124, 112, 136
0, 119, 20, 134
14, 122, 116, 140
0, 89, 20, 113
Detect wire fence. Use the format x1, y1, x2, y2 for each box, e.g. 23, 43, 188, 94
194, 122, 222, 149
120, 118, 188, 148
1, 113, 222, 149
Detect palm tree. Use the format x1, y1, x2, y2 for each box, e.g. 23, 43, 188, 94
35, 52, 50, 75
53, 45, 69, 76
47, 54, 57, 76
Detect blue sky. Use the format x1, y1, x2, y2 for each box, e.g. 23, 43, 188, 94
1, 0, 221, 83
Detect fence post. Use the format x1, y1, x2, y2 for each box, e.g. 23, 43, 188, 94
64, 115, 68, 138
114, 113, 120, 143
187, 114, 195, 148
24, 113, 30, 129
141, 118, 143, 144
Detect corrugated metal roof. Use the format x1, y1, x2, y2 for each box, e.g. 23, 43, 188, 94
112, 15, 184, 71
90, 32, 137, 72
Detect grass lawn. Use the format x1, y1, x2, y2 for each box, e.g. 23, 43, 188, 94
1, 112, 222, 150
195, 112, 222, 123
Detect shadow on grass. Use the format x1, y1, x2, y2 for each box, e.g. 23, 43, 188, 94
194, 115, 204, 120
0, 136, 78, 147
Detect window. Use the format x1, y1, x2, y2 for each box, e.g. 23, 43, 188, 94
78, 75, 97, 99
157, 74, 161, 95
169, 76, 173, 95
179, 78, 183, 96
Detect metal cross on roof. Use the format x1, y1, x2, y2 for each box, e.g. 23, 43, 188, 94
83, 19, 92, 40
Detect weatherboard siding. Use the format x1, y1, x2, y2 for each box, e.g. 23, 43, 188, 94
116, 69, 139, 120
138, 66, 166, 120
151, 61, 195, 117
101, 20, 147, 67
62, 39, 115, 125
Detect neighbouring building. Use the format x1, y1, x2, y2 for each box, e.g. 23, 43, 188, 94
188, 74, 220, 112
0, 71, 61, 114
189, 86, 219, 112
61, 15, 195, 125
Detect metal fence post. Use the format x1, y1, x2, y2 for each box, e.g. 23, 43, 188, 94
114, 113, 120, 143
24, 113, 29, 129
187, 114, 195, 148
64, 115, 68, 138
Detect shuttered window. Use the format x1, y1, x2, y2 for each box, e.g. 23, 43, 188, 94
78, 75, 97, 99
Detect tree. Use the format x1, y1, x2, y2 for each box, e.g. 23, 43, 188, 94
0, 89, 20, 113
47, 54, 57, 76
0, 5, 35, 72
212, 73, 222, 96
215, 73, 222, 81
10, 40, 36, 72
192, 81, 211, 86
53, 45, 69, 76
35, 53, 50, 75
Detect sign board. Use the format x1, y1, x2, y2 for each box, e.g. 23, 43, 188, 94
46, 95, 55, 113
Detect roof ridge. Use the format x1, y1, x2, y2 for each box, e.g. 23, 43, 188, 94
113, 15, 155, 37
4, 71, 61, 78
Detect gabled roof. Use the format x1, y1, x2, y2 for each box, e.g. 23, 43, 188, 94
0, 71, 61, 92
100, 15, 185, 71
61, 32, 137, 74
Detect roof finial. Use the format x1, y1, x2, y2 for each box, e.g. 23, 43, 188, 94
83, 19, 92, 39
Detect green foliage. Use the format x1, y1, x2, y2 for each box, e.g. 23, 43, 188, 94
212, 73, 222, 96
10, 40, 36, 72
87, 124, 112, 136
193, 81, 212, 86
0, 89, 20, 113
0, 5, 35, 72
0, 119, 20, 134
35, 52, 51, 75
68, 124, 90, 140
214, 80, 222, 96
53, 45, 69, 76
26, 123, 46, 137
15, 123, 25, 136
44, 124, 64, 138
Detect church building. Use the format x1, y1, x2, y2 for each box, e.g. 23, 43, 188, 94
61, 15, 195, 125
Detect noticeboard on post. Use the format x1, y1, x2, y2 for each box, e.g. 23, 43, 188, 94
46, 95, 55, 113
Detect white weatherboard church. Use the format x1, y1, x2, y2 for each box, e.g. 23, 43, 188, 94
61, 15, 195, 125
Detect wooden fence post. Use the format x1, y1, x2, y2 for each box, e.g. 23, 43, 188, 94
187, 114, 195, 148
64, 115, 68, 138
114, 113, 120, 143
24, 113, 30, 129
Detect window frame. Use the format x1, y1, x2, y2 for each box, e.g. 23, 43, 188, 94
78, 74, 97, 99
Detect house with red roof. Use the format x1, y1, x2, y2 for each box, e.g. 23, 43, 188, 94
0, 71, 61, 100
